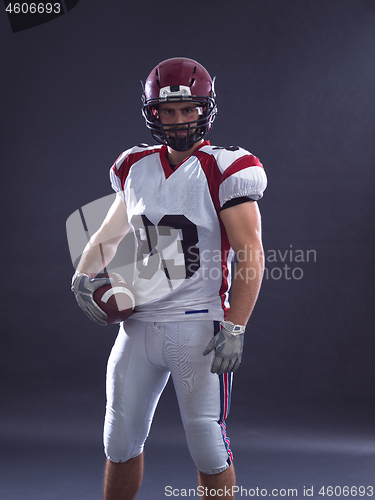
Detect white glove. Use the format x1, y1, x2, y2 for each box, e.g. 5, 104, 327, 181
71, 272, 112, 326
202, 321, 245, 374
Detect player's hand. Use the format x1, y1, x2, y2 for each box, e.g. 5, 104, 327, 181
202, 321, 245, 374
71, 272, 112, 326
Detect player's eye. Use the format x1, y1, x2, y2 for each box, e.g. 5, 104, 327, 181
183, 106, 202, 116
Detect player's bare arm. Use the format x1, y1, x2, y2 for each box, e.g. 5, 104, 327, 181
203, 200, 264, 374
71, 194, 131, 325
76, 194, 130, 277
220, 200, 264, 326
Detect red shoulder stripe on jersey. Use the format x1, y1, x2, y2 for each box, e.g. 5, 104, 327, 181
194, 149, 231, 317
112, 147, 160, 191
159, 145, 174, 179
194, 148, 221, 213
220, 154, 263, 184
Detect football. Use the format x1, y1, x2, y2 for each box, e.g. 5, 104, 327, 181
93, 272, 135, 324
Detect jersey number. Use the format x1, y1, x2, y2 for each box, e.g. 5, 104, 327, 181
133, 215, 200, 280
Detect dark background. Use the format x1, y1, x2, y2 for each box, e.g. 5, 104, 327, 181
1, 1, 375, 498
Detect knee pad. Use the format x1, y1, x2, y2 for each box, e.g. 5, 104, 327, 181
103, 408, 144, 463
183, 417, 232, 475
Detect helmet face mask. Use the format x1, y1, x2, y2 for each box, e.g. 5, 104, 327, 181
141, 58, 217, 152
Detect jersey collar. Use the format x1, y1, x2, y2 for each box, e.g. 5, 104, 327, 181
159, 140, 210, 179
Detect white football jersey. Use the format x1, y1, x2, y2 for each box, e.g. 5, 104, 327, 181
110, 141, 267, 322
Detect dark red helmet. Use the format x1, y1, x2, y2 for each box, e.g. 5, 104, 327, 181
141, 57, 217, 151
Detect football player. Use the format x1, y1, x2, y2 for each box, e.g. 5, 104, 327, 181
71, 57, 267, 500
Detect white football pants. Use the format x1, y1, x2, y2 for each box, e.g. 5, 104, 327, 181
103, 318, 233, 475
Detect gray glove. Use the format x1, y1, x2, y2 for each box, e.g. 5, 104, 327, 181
203, 321, 245, 374
71, 272, 112, 326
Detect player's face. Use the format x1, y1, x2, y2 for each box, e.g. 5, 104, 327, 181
157, 102, 202, 137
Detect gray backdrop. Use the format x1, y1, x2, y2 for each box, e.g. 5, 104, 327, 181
1, 1, 375, 498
